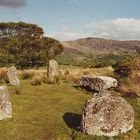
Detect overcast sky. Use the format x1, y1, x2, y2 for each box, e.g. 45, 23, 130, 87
0, 0, 140, 41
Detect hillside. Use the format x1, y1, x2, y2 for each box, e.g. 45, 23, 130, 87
63, 37, 140, 55
57, 38, 140, 67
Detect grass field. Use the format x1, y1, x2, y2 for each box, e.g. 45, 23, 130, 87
0, 77, 139, 140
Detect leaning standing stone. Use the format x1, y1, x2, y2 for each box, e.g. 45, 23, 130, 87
0, 86, 12, 120
48, 59, 58, 83
7, 66, 20, 86
81, 91, 134, 136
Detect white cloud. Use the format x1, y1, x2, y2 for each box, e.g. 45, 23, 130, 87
48, 31, 87, 41
47, 22, 88, 41
49, 18, 140, 41
85, 18, 140, 40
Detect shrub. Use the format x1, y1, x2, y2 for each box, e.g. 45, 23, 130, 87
0, 68, 9, 83
122, 57, 140, 71
114, 57, 140, 77
129, 71, 140, 84
114, 66, 132, 77
58, 70, 63, 76
81, 69, 91, 75
30, 75, 42, 86
71, 76, 80, 84
116, 85, 132, 95
20, 70, 35, 79
41, 74, 48, 83
64, 69, 70, 75
66, 74, 80, 84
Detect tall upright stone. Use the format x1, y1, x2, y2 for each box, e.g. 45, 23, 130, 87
48, 59, 58, 83
7, 66, 20, 86
0, 86, 12, 120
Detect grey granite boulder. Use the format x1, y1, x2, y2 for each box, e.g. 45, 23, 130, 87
0, 86, 12, 120
80, 75, 118, 91
7, 66, 20, 86
81, 91, 134, 136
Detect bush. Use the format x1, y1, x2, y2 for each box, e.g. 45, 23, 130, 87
81, 69, 91, 75
114, 66, 132, 77
20, 70, 35, 79
129, 71, 140, 84
123, 57, 140, 71
114, 57, 140, 77
66, 74, 80, 84
41, 74, 48, 83
30, 75, 42, 86
64, 69, 70, 75
0, 68, 9, 83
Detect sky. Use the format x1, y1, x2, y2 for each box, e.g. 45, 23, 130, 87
0, 0, 140, 41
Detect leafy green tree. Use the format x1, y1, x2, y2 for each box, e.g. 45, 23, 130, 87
0, 22, 63, 69
43, 37, 63, 59
0, 22, 43, 38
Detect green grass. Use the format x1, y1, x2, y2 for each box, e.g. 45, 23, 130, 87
0, 80, 139, 140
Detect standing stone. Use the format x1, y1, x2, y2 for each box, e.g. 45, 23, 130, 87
0, 86, 12, 120
7, 66, 20, 86
81, 91, 134, 136
48, 59, 58, 83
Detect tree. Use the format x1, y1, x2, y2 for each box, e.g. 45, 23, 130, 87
0, 22, 43, 38
0, 22, 63, 69
43, 37, 63, 59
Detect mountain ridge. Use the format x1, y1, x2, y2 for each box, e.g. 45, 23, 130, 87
57, 37, 140, 66
62, 37, 140, 55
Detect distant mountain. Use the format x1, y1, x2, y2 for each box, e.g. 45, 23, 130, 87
57, 37, 140, 66
63, 37, 140, 56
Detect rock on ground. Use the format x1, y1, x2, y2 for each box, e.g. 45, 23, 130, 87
48, 59, 58, 83
0, 86, 12, 120
81, 91, 134, 136
7, 66, 20, 86
80, 75, 118, 91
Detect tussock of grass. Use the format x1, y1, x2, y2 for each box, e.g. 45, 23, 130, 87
116, 71, 140, 97
19, 70, 36, 79
30, 75, 42, 86
59, 67, 114, 84
0, 67, 9, 83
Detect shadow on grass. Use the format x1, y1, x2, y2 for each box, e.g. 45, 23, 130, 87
63, 112, 81, 131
